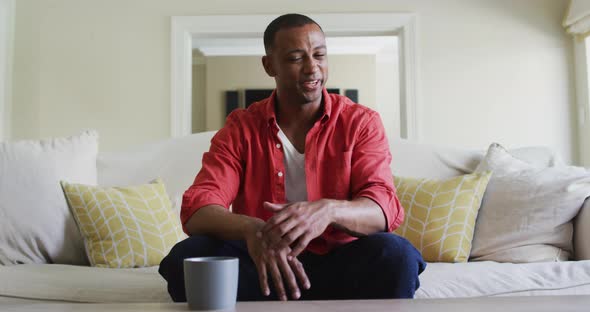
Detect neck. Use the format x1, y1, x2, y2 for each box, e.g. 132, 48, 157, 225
275, 92, 323, 129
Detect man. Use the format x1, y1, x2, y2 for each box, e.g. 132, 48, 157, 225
159, 13, 425, 301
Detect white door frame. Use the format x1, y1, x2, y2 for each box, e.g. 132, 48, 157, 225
0, 0, 15, 141
170, 13, 420, 140
574, 37, 590, 166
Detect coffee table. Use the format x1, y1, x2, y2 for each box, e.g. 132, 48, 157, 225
2, 295, 589, 312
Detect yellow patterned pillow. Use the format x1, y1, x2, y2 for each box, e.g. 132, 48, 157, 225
393, 172, 491, 262
61, 179, 185, 268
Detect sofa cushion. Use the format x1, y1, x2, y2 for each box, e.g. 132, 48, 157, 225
393, 172, 492, 262
471, 143, 590, 262
1, 261, 589, 302
0, 131, 98, 265
61, 179, 186, 268
0, 264, 170, 303
417, 260, 590, 298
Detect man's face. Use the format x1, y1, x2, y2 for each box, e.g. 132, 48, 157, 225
263, 23, 328, 105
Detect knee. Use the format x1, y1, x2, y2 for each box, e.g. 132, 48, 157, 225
364, 233, 424, 270
355, 233, 426, 298
160, 235, 221, 270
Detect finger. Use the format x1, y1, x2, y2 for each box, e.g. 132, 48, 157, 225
290, 258, 311, 290
277, 253, 301, 300
262, 229, 282, 249
261, 216, 279, 233
257, 226, 283, 249
267, 218, 301, 248
263, 201, 287, 212
276, 223, 306, 249
256, 260, 270, 296
261, 210, 292, 234
269, 258, 287, 301
289, 234, 313, 258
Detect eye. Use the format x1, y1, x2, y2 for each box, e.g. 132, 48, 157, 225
288, 57, 302, 62
315, 54, 325, 59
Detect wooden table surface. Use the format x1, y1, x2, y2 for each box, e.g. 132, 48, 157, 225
2, 295, 590, 312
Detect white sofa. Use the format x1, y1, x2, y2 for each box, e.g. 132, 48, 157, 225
1, 131, 590, 304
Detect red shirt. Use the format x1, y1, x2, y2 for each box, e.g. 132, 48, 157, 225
181, 89, 404, 254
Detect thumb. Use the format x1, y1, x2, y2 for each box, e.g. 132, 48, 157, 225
263, 201, 286, 212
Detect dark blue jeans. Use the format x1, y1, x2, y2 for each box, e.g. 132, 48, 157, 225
159, 232, 426, 301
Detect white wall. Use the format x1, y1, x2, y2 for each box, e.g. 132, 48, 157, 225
11, 0, 575, 164
417, 1, 575, 164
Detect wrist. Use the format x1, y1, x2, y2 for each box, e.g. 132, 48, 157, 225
242, 217, 265, 242
325, 198, 343, 226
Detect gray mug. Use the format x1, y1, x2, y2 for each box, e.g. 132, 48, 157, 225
183, 257, 239, 310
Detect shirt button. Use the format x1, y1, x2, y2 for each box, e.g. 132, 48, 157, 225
276, 143, 281, 149
277, 171, 283, 177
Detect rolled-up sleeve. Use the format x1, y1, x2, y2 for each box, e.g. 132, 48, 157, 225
350, 112, 404, 232
180, 113, 244, 234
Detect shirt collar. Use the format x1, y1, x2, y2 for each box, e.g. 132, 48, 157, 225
265, 88, 332, 127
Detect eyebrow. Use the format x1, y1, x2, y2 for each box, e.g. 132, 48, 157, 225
286, 45, 327, 54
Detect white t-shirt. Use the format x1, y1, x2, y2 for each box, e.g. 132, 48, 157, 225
277, 128, 308, 202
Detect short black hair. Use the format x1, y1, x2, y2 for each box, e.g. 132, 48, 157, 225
263, 13, 323, 54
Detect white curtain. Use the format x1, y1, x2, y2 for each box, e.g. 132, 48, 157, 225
564, 0, 590, 37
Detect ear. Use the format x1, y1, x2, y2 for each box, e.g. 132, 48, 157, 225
262, 55, 276, 77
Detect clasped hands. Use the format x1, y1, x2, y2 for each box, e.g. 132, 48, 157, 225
245, 199, 335, 301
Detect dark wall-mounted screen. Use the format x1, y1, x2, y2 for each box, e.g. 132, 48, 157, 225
344, 89, 358, 103
245, 89, 273, 108
225, 91, 239, 117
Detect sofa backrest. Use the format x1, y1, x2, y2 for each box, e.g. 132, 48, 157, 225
97, 131, 216, 212
98, 130, 589, 259
97, 130, 563, 211
389, 138, 563, 179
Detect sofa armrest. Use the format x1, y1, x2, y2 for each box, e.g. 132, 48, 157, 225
575, 197, 590, 260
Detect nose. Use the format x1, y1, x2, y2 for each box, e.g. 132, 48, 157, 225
303, 56, 319, 75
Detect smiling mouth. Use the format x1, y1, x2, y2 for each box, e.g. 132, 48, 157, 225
302, 79, 321, 90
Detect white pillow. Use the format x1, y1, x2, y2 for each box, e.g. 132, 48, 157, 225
470, 143, 590, 262
0, 131, 98, 265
